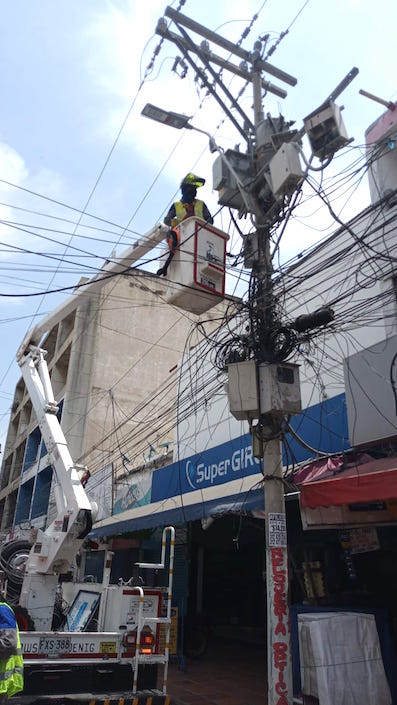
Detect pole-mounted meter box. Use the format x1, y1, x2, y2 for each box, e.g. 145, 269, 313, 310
227, 360, 301, 420
212, 149, 252, 210
268, 142, 304, 198
227, 360, 260, 420
165, 217, 229, 315
304, 100, 349, 160
258, 362, 301, 417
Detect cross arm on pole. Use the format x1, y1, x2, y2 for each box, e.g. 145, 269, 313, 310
157, 26, 288, 99
164, 6, 297, 87
156, 20, 251, 143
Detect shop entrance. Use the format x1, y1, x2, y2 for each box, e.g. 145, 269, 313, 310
187, 515, 266, 647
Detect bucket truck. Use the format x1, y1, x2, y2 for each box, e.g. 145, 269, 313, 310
0, 223, 176, 704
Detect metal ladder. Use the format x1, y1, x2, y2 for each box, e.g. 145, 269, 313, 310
131, 526, 175, 695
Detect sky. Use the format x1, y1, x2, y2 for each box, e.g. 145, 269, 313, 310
0, 0, 395, 447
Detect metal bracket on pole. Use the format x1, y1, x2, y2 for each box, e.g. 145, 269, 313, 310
163, 6, 297, 87
156, 25, 288, 99
325, 66, 359, 107
359, 88, 396, 111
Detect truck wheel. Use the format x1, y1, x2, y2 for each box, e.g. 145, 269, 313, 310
0, 540, 31, 601
0, 539, 31, 568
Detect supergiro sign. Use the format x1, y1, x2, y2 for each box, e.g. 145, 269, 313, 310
185, 445, 260, 489
151, 434, 263, 505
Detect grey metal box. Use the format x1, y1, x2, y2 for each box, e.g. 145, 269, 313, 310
259, 363, 301, 416
269, 142, 304, 197
212, 150, 252, 210
227, 360, 259, 420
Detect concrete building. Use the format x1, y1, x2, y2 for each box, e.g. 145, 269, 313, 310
94, 97, 397, 537
93, 193, 397, 536
0, 264, 228, 536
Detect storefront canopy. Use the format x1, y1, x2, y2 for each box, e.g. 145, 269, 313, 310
90, 434, 267, 538
90, 486, 265, 537
297, 455, 397, 509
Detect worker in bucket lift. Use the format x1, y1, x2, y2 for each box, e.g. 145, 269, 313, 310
157, 173, 213, 277
0, 591, 23, 704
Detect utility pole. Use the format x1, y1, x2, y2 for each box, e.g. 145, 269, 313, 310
250, 43, 293, 705
144, 9, 357, 704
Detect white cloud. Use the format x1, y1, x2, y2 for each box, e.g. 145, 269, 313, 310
0, 141, 68, 257
0, 142, 28, 186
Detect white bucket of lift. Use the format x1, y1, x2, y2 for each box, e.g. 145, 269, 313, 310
165, 217, 229, 315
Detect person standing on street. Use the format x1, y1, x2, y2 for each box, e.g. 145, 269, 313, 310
0, 594, 23, 704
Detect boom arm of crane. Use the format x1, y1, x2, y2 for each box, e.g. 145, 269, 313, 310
12, 223, 170, 627
18, 346, 95, 578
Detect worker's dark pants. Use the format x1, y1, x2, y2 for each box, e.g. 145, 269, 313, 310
0, 694, 8, 704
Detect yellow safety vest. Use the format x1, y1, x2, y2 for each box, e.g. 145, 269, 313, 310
172, 199, 204, 227
0, 603, 24, 697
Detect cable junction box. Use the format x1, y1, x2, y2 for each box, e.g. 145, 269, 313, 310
227, 360, 301, 421
259, 362, 301, 416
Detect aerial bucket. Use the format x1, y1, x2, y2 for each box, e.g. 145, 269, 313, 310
165, 217, 228, 315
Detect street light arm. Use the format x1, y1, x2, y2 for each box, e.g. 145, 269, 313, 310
180, 124, 256, 215
141, 103, 256, 215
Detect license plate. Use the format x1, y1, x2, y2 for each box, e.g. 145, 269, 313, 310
39, 637, 72, 654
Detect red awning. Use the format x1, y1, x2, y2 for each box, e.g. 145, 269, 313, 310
298, 456, 397, 509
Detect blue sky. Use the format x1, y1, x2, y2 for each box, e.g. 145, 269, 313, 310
0, 0, 395, 445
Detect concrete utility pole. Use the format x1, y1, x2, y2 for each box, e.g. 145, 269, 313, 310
146, 9, 357, 704
250, 44, 293, 705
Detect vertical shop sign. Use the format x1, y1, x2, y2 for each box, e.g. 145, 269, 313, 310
268, 545, 291, 705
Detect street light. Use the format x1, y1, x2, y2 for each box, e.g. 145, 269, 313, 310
141, 103, 193, 130
142, 102, 218, 148
141, 102, 253, 213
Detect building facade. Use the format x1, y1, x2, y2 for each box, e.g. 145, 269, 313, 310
0, 267, 226, 536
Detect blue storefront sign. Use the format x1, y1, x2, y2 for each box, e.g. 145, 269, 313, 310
91, 392, 349, 537
151, 433, 260, 501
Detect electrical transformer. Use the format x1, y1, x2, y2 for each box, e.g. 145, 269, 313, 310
212, 149, 252, 210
